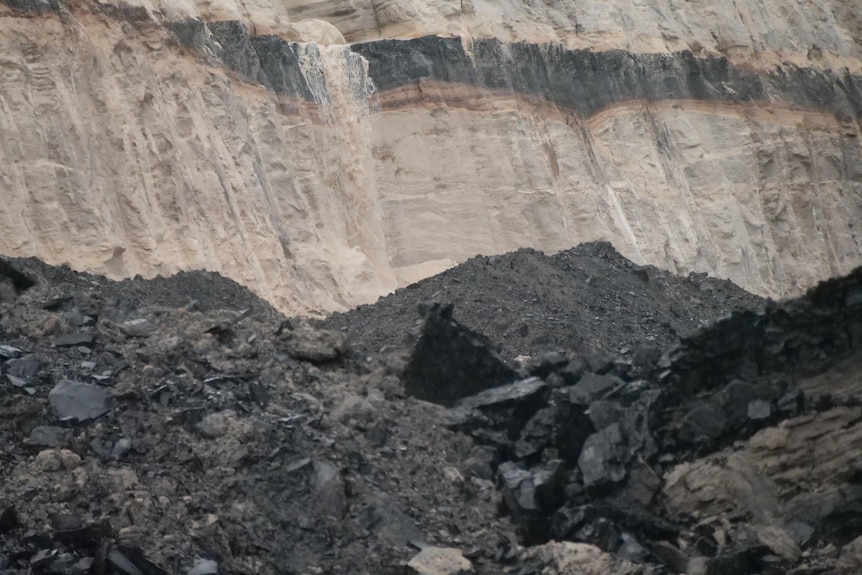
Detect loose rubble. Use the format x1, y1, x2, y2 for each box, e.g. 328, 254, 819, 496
0, 246, 860, 575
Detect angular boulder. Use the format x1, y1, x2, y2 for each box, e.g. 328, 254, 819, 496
48, 380, 110, 423
407, 547, 473, 575
402, 303, 516, 405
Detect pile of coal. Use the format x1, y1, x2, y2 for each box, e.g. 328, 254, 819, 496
400, 262, 862, 574
1, 249, 861, 575
317, 242, 764, 362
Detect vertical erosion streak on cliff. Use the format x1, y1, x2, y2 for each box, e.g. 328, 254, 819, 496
292, 43, 396, 304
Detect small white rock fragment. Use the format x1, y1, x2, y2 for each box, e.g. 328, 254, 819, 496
407, 547, 473, 575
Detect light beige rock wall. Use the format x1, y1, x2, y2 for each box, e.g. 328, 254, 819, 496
369, 87, 862, 297
0, 2, 860, 314
0, 10, 396, 313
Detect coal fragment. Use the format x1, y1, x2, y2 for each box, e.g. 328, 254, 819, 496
498, 460, 567, 543
402, 302, 517, 405
778, 390, 805, 417
48, 554, 93, 574
30, 549, 58, 569
586, 400, 622, 431
678, 403, 726, 445
0, 257, 35, 291
575, 517, 620, 551
578, 423, 630, 487
51, 513, 83, 531
747, 399, 773, 420
701, 546, 762, 575
568, 373, 625, 405
5, 356, 40, 378
6, 374, 28, 387
54, 523, 110, 547
513, 406, 558, 459
0, 345, 22, 360
53, 333, 95, 348
647, 540, 690, 573
453, 377, 547, 412
248, 381, 269, 406
108, 549, 144, 575
42, 295, 72, 310
786, 521, 815, 547
48, 380, 110, 422
447, 377, 549, 439
519, 351, 569, 379
0, 507, 17, 532
107, 546, 169, 575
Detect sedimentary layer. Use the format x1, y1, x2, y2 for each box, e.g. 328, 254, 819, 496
0, 0, 860, 313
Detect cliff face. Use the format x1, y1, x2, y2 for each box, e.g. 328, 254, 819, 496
1, 0, 861, 313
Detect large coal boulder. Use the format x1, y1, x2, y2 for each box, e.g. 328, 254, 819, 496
402, 303, 517, 405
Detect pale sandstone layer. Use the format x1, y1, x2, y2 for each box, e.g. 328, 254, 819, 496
371, 95, 862, 296
0, 1, 860, 314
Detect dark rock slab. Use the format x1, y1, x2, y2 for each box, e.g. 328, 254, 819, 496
578, 423, 630, 487
0, 257, 35, 292
356, 493, 427, 548
312, 459, 347, 519
518, 351, 570, 380
498, 459, 567, 543
702, 546, 765, 575
26, 426, 73, 448
107, 546, 169, 575
53, 333, 95, 348
513, 405, 558, 459
404, 303, 517, 405
0, 345, 22, 360
568, 373, 625, 405
647, 540, 690, 573
678, 402, 727, 445
551, 501, 678, 549
447, 377, 548, 441
4, 355, 40, 378
664, 267, 862, 401
0, 507, 17, 532
48, 380, 110, 422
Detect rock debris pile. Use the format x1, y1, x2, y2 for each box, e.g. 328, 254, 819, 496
316, 242, 764, 362
0, 244, 860, 575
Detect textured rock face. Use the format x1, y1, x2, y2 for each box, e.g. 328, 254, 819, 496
0, 0, 861, 313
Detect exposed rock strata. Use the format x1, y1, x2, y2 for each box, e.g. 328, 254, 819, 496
0, 0, 860, 313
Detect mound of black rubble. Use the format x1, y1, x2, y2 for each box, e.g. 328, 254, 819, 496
315, 242, 765, 362
0, 247, 861, 575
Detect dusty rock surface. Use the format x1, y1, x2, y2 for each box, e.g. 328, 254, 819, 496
0, 247, 861, 575
0, 0, 860, 315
